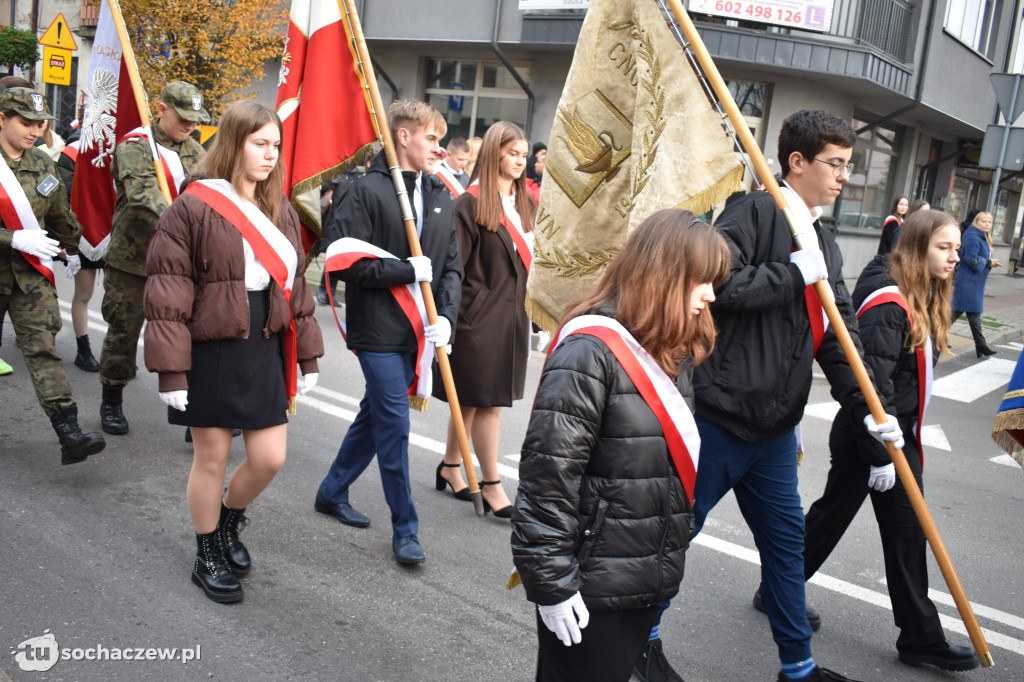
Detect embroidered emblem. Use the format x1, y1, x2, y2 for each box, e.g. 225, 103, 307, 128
30, 93, 44, 111
81, 67, 119, 166
191, 94, 202, 111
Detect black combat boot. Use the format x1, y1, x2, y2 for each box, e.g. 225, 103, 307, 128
219, 502, 252, 576
49, 405, 105, 465
100, 383, 129, 434
73, 334, 99, 372
191, 530, 243, 603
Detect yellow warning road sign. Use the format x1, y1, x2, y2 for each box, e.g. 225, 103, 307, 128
42, 47, 72, 86
38, 13, 78, 51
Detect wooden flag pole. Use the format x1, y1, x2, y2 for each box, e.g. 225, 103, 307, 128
339, 0, 484, 516
106, 0, 173, 204
664, 0, 992, 667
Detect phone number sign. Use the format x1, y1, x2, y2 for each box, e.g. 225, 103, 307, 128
690, 0, 834, 33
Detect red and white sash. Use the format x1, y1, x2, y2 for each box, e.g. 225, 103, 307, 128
464, 184, 532, 273
120, 127, 186, 199
883, 214, 901, 227
778, 183, 830, 356
550, 315, 701, 503
0, 156, 55, 286
60, 140, 79, 163
433, 163, 464, 198
857, 285, 933, 464
182, 179, 300, 408
323, 237, 433, 406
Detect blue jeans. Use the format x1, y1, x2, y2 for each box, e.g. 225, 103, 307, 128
318, 351, 418, 538
692, 417, 812, 664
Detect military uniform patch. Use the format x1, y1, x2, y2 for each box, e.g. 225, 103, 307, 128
36, 174, 59, 197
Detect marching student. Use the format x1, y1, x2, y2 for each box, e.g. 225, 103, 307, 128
432, 121, 535, 515
0, 87, 105, 464
876, 194, 908, 256
314, 100, 461, 566
511, 209, 728, 681
803, 210, 979, 672
144, 100, 323, 603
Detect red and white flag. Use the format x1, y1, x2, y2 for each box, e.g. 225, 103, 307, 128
70, 0, 142, 261
276, 0, 378, 254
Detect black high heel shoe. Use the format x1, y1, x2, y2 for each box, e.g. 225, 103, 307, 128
480, 480, 513, 518
436, 461, 471, 501
977, 345, 997, 358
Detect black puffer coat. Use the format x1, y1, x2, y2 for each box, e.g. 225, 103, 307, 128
511, 312, 695, 612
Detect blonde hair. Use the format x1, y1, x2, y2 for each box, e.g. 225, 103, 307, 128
973, 211, 994, 249
888, 209, 956, 357
388, 100, 446, 141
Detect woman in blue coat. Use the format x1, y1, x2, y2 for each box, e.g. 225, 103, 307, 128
951, 211, 1001, 357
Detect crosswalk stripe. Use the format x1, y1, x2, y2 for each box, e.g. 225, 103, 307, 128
932, 358, 1018, 402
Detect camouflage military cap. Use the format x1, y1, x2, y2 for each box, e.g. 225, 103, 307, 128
0, 87, 56, 121
160, 81, 211, 124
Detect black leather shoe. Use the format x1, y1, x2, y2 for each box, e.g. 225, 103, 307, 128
191, 530, 243, 603
393, 535, 425, 564
634, 637, 684, 682
100, 384, 129, 435
898, 640, 980, 671
436, 461, 471, 501
480, 480, 513, 518
74, 335, 99, 372
778, 667, 859, 681
219, 503, 251, 576
314, 493, 370, 528
50, 405, 105, 465
753, 587, 821, 631
315, 288, 330, 306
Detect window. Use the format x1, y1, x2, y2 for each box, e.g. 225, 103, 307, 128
424, 59, 531, 142
837, 117, 902, 230
944, 0, 1000, 59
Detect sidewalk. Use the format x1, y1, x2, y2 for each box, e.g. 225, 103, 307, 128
948, 261, 1024, 357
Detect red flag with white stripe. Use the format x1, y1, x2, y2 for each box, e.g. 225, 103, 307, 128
70, 0, 142, 261
275, 0, 378, 254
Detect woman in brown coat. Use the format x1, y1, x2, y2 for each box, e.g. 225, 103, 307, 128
433, 121, 535, 516
144, 100, 323, 603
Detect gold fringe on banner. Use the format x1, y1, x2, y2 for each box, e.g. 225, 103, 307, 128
992, 408, 1024, 467
409, 395, 429, 413
676, 165, 745, 217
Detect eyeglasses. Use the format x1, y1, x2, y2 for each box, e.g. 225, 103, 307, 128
814, 158, 855, 178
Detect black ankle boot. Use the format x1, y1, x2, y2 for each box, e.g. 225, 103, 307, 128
100, 383, 129, 435
74, 335, 99, 372
191, 530, 243, 603
50, 405, 105, 465
219, 503, 251, 576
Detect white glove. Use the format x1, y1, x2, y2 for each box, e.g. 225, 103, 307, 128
65, 254, 81, 279
868, 463, 896, 492
863, 413, 905, 451
409, 255, 433, 283
299, 372, 319, 395
11, 230, 61, 259
424, 316, 451, 347
159, 390, 189, 412
789, 248, 828, 286
537, 592, 590, 647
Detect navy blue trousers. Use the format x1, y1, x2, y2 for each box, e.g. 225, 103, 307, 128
692, 417, 812, 664
318, 351, 419, 537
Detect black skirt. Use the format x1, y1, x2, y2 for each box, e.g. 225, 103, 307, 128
169, 289, 289, 429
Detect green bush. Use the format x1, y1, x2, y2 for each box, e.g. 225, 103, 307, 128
0, 25, 40, 73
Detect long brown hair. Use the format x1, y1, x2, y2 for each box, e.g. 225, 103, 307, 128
469, 121, 535, 233
888, 209, 956, 357
201, 100, 285, 226
562, 209, 730, 375
889, 194, 908, 220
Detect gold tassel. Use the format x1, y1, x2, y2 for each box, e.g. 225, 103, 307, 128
525, 293, 561, 336
676, 165, 745, 217
796, 450, 804, 467
506, 569, 522, 590
409, 395, 429, 412
288, 396, 297, 415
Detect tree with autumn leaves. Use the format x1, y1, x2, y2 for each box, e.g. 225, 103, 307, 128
108, 0, 288, 120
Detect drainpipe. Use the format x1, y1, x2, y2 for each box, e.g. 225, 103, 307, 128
492, 0, 534, 136
854, 0, 939, 135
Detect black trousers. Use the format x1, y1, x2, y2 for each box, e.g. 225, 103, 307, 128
803, 411, 943, 648
952, 310, 990, 352
535, 604, 658, 682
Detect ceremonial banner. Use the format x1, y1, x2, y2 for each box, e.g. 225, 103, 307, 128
993, 349, 1024, 470
276, 0, 378, 255
70, 0, 142, 260
527, 0, 743, 331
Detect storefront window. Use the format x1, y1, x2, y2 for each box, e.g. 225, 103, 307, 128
837, 117, 902, 230
425, 59, 531, 142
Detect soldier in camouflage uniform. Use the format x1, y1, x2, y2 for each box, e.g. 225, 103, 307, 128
0, 88, 105, 464
98, 81, 209, 434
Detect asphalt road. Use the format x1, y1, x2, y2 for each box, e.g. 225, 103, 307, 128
2, 283, 1022, 682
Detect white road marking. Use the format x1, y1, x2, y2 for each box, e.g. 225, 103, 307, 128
803, 401, 840, 422
802, 404, 951, 452
932, 358, 1018, 403
300, 386, 1024, 656
990, 454, 1024, 468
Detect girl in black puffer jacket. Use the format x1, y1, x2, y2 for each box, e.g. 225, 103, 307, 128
511, 209, 730, 682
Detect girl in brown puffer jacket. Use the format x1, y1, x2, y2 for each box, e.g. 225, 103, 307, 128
144, 100, 323, 604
